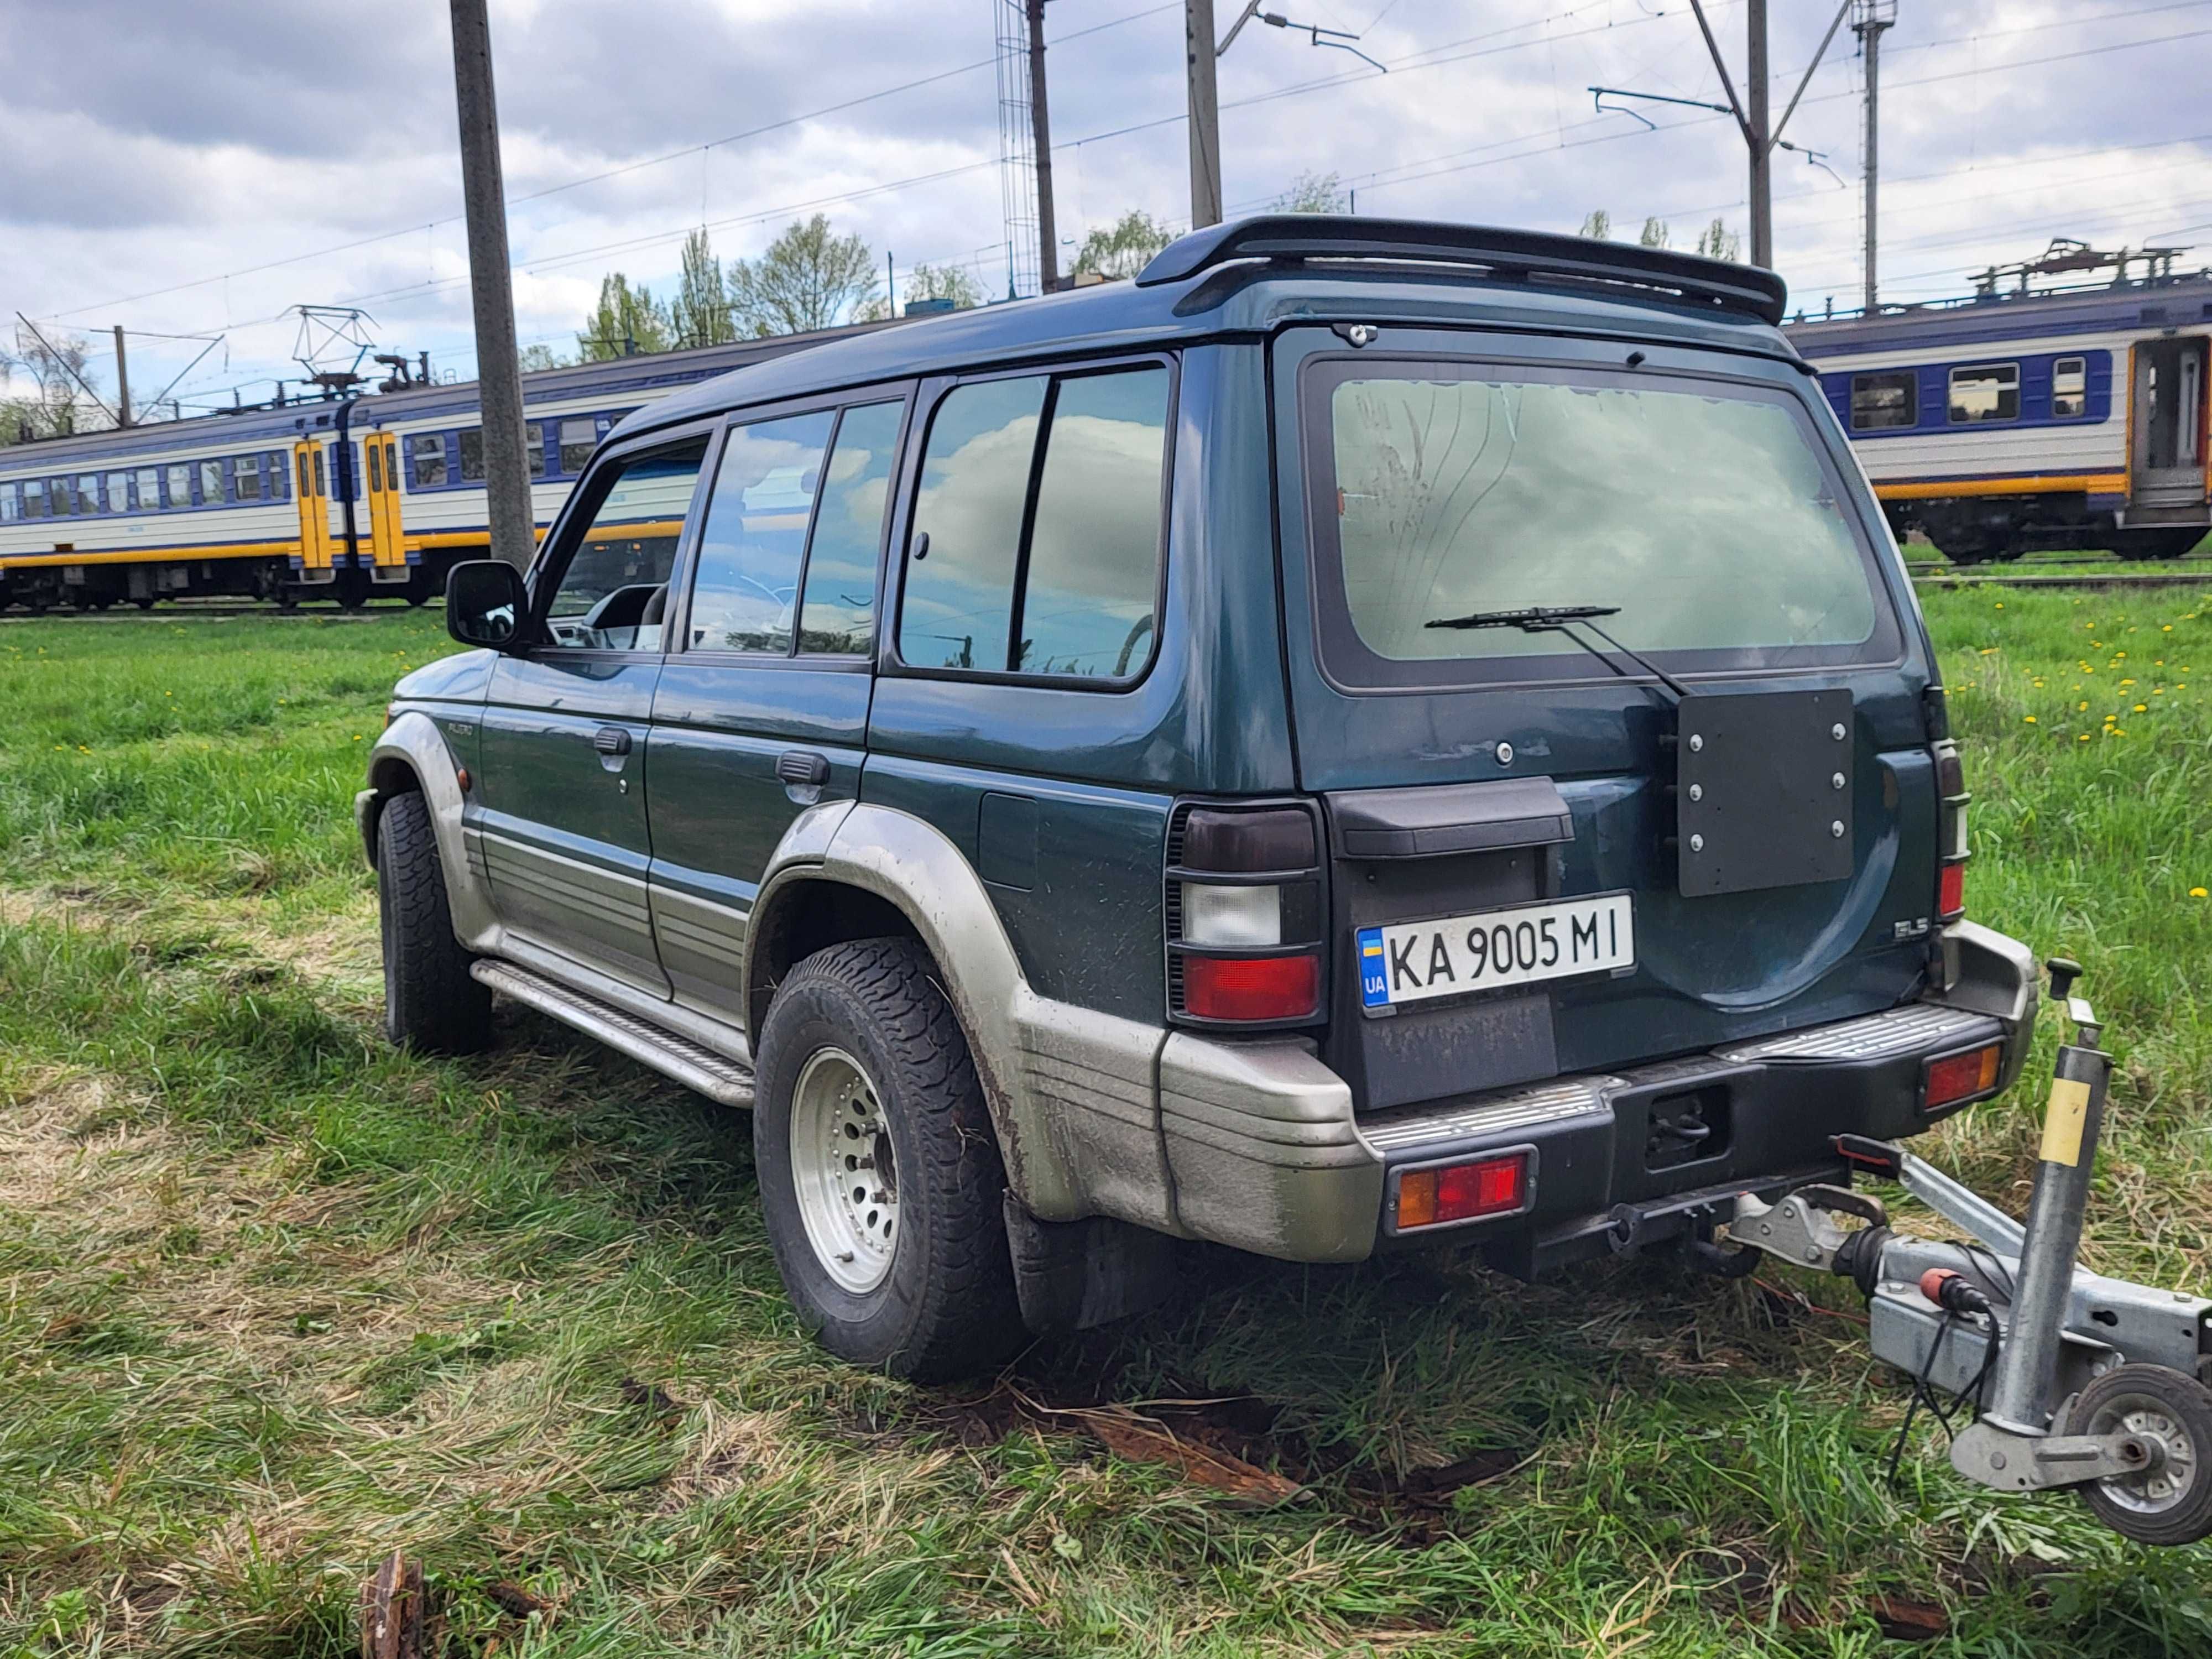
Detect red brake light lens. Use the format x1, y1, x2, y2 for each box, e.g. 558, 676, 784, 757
1396, 1153, 1529, 1230
1924, 1043, 2001, 1112
1181, 952, 1321, 1021
1938, 861, 1966, 921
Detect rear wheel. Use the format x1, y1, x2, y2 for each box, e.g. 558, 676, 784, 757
753, 937, 1022, 1381
2072, 1363, 2212, 1546
375, 789, 492, 1054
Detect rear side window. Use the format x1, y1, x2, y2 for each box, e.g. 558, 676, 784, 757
1306, 359, 1892, 688
799, 400, 902, 655
899, 362, 1169, 679
1850, 371, 1916, 430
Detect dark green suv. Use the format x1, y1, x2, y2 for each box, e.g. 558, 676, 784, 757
360, 217, 2036, 1380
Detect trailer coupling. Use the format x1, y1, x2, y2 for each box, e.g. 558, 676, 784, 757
1721, 959, 2212, 1546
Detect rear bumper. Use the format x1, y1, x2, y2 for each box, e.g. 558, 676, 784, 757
1157, 920, 2038, 1266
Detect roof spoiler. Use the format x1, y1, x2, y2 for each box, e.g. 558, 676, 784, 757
1135, 215, 1788, 326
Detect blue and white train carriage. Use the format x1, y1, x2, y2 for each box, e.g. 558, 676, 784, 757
0, 328, 858, 611
1786, 262, 2211, 562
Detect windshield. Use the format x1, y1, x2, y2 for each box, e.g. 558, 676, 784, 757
1308, 359, 1893, 688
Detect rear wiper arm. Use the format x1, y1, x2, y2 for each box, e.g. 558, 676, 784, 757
1424, 604, 1689, 702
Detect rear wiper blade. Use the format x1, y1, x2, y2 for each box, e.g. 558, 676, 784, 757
1424, 603, 1688, 702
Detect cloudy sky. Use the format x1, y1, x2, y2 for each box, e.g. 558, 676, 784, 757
3, 0, 2207, 414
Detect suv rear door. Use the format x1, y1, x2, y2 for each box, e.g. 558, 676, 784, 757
1269, 324, 1940, 1110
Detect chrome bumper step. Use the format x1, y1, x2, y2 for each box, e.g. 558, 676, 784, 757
471, 959, 757, 1108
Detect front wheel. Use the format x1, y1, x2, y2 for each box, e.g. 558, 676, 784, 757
375, 789, 492, 1054
2071, 1363, 2212, 1546
753, 938, 1022, 1381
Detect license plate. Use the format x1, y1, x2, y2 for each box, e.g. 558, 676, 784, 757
1358, 893, 1635, 1010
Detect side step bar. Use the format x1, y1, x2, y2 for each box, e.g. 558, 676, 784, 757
471, 959, 756, 1108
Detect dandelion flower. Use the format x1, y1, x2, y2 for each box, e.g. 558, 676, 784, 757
2193, 888, 2209, 899
2023, 714, 2038, 723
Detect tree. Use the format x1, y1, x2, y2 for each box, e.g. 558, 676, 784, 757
1072, 211, 1175, 282
728, 215, 879, 337
1, 325, 100, 444
577, 274, 672, 361
1695, 219, 1742, 262
906, 263, 986, 312
673, 227, 735, 347
1638, 217, 1670, 249
1579, 209, 1611, 240
1272, 170, 1347, 213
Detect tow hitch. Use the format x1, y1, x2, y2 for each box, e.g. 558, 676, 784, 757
1723, 959, 2212, 1545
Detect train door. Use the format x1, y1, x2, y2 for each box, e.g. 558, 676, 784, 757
293, 439, 335, 576
2130, 337, 2209, 511
362, 430, 410, 587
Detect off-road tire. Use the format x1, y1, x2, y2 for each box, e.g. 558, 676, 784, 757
375, 789, 492, 1054
753, 937, 1022, 1381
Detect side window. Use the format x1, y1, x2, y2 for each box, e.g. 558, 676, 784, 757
540, 437, 708, 651
458, 428, 483, 482
1849, 371, 1916, 431
528, 420, 546, 478
409, 433, 448, 488
0, 484, 17, 523
77, 474, 100, 515
23, 479, 46, 518
235, 457, 262, 501
106, 470, 132, 512
559, 418, 596, 474
1949, 362, 2020, 424
265, 452, 288, 500
899, 363, 1169, 678
168, 463, 191, 507
199, 460, 223, 503
684, 410, 834, 653
800, 400, 902, 655
2052, 356, 2088, 419
138, 467, 161, 508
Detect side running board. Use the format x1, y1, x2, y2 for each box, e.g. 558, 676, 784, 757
470, 959, 756, 1108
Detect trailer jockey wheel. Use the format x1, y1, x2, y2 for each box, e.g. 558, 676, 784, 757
2070, 1364, 2212, 1546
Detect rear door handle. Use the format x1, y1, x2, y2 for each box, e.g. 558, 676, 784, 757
593, 726, 633, 756
776, 749, 831, 787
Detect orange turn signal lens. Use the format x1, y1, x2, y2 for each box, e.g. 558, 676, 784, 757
1924, 1043, 2001, 1112
1395, 1153, 1528, 1230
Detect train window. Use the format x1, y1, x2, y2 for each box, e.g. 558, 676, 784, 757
1849, 372, 1916, 430
0, 484, 17, 523
78, 475, 100, 514
1948, 363, 2020, 424
236, 457, 262, 502
199, 460, 223, 503
23, 479, 48, 518
136, 468, 160, 509
265, 452, 289, 500
458, 429, 483, 482
168, 463, 191, 507
2052, 357, 2088, 419
528, 421, 546, 478
559, 418, 596, 473
409, 433, 448, 489
107, 471, 132, 512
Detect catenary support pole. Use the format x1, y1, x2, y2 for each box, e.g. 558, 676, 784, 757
112, 326, 131, 427
1028, 0, 1060, 292
448, 0, 535, 572
1747, 0, 1771, 268
1855, 2, 1896, 314
1186, 0, 1223, 229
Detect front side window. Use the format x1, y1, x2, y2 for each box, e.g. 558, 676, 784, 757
1308, 361, 1889, 688
899, 364, 1168, 677
409, 432, 448, 488
2052, 356, 2088, 419
540, 438, 707, 651
559, 417, 597, 473
1850, 371, 1916, 430
168, 463, 191, 507
685, 410, 833, 653
1949, 362, 2020, 424
234, 457, 262, 501
199, 460, 223, 503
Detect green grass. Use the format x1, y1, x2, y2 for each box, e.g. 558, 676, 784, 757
2, 587, 2211, 1655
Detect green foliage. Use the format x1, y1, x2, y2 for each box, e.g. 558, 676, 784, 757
516, 343, 568, 373
1697, 217, 1743, 262
1578, 208, 1611, 240
1073, 210, 1176, 282
1638, 216, 1670, 249
1272, 170, 1348, 214
576, 272, 674, 361
673, 227, 737, 348
900, 262, 985, 312
728, 215, 880, 337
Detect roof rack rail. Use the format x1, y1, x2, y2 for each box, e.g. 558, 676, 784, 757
1136, 215, 1788, 325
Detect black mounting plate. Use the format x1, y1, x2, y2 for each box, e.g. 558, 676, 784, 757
1676, 689, 1854, 898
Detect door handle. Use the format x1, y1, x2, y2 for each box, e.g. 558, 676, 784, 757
776, 749, 831, 787
593, 726, 633, 757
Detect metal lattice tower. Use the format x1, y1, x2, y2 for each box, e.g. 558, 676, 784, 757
994, 0, 1040, 300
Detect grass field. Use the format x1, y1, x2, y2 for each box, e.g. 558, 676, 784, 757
2, 583, 2210, 1657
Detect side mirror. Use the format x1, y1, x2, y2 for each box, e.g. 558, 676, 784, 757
446, 560, 528, 650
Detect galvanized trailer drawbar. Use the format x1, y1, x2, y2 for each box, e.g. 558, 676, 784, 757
1721, 958, 2212, 1545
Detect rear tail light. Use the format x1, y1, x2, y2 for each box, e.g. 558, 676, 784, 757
1932, 738, 1969, 921
1924, 1042, 2002, 1113
1167, 802, 1326, 1027
1393, 1152, 1530, 1231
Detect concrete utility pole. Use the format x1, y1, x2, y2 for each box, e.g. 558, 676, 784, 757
1186, 0, 1223, 229
112, 326, 131, 426
1854, 0, 1897, 314
447, 0, 536, 572
1687, 0, 1851, 270
1027, 0, 1060, 291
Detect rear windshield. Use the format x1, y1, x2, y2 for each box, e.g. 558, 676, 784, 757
1304, 358, 1897, 689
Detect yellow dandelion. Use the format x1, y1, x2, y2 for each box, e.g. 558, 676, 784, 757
2193, 888, 2209, 899
2135, 703, 2148, 712
2078, 701, 2090, 711
2023, 715, 2038, 723
2078, 733, 2091, 742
